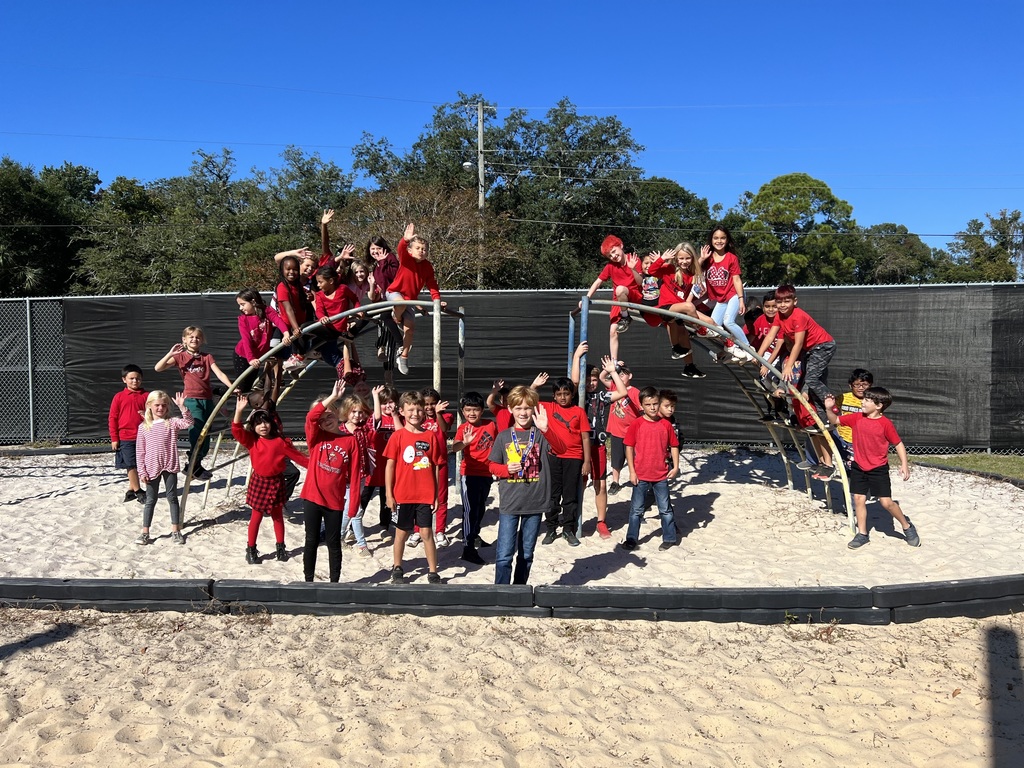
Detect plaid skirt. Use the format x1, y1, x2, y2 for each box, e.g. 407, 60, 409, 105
247, 472, 287, 515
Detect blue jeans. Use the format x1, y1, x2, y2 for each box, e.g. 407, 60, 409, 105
627, 479, 677, 545
494, 513, 542, 585
710, 295, 749, 345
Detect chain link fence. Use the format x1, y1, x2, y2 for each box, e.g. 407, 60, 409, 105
0, 298, 66, 444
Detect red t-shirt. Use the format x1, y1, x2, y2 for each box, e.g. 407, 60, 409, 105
658, 270, 690, 307
545, 402, 590, 460
704, 252, 741, 303
423, 411, 455, 436
606, 385, 642, 439
314, 285, 361, 334
624, 416, 679, 482
492, 405, 513, 432
171, 350, 215, 399
455, 419, 498, 477
771, 307, 833, 350
839, 413, 902, 471
752, 314, 777, 351
598, 260, 643, 302
276, 280, 313, 327
368, 414, 396, 487
108, 388, 148, 443
232, 423, 308, 475
383, 428, 445, 504
300, 403, 362, 515
387, 239, 441, 301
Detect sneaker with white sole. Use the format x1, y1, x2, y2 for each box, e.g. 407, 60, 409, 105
408, 531, 421, 546
135, 532, 151, 546
615, 315, 632, 333
434, 532, 450, 547
396, 355, 410, 375
171, 531, 186, 545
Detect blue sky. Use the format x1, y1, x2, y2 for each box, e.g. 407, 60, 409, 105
3, 0, 1021, 250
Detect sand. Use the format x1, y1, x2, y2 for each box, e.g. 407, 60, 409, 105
2, 448, 1024, 766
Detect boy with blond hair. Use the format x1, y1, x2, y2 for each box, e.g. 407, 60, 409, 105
386, 222, 443, 375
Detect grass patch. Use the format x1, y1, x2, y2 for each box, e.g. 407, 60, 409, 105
912, 453, 1024, 483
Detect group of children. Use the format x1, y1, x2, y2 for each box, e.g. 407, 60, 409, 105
106, 221, 921, 580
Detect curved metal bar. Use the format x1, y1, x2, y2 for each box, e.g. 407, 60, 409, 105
578, 296, 853, 532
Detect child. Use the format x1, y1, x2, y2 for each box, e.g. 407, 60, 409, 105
384, 391, 446, 584
273, 254, 315, 371
581, 235, 644, 361
835, 369, 874, 463
824, 388, 920, 550
386, 222, 443, 375
623, 386, 680, 551
700, 225, 751, 362
231, 393, 308, 564
109, 364, 148, 503
541, 377, 591, 547
599, 361, 642, 495
247, 388, 302, 503
235, 287, 291, 393
154, 326, 233, 481
300, 381, 364, 582
451, 391, 497, 564
487, 380, 514, 432
336, 394, 374, 557
570, 343, 629, 538
657, 243, 708, 378
756, 284, 838, 478
313, 264, 363, 379
135, 390, 193, 545
487, 386, 567, 585
658, 389, 684, 448
413, 388, 454, 547
365, 385, 398, 538
367, 235, 401, 364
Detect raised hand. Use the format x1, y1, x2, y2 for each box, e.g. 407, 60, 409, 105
321, 209, 335, 226
532, 402, 549, 432
404, 222, 415, 240
462, 424, 476, 444
173, 391, 187, 410
531, 372, 549, 389
340, 243, 356, 261
625, 253, 639, 270
700, 244, 712, 262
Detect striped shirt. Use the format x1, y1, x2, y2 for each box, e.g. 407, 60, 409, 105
136, 414, 193, 480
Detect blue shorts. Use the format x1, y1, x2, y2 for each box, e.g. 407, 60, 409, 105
114, 441, 137, 470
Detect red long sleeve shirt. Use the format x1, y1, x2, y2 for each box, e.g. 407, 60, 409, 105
387, 239, 441, 301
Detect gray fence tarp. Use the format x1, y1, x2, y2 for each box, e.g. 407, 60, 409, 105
1, 284, 1022, 450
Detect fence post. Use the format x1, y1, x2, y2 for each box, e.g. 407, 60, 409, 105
433, 298, 442, 392
25, 298, 35, 443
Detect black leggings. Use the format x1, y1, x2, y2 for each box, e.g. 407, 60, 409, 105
303, 500, 342, 582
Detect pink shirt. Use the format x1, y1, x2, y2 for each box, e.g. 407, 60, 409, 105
136, 413, 193, 480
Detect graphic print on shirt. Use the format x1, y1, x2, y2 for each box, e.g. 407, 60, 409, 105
505, 441, 540, 484
705, 263, 731, 291
316, 443, 350, 473
641, 275, 660, 302
181, 355, 206, 377
403, 439, 434, 471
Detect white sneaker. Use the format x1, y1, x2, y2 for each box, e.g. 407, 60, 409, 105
396, 355, 409, 375
729, 345, 747, 361
434, 532, 450, 547
282, 355, 307, 373
408, 531, 421, 546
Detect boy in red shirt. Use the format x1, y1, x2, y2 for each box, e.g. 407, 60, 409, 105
451, 391, 497, 565
386, 222, 443, 376
623, 386, 680, 551
756, 284, 838, 478
599, 361, 642, 495
541, 377, 591, 547
109, 364, 148, 503
581, 234, 644, 361
824, 388, 920, 550
384, 391, 446, 584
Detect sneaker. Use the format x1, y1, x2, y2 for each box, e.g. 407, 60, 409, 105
282, 355, 307, 373
376, 346, 387, 362
245, 545, 260, 564
389, 566, 405, 584
123, 490, 138, 503
621, 539, 638, 551
344, 529, 357, 546
847, 532, 870, 550
434, 532, 450, 547
758, 413, 777, 422
357, 546, 371, 558
276, 543, 290, 561
903, 519, 921, 547
596, 521, 611, 539
681, 363, 706, 379
408, 531, 421, 547
541, 530, 559, 546
171, 531, 186, 545
658, 539, 678, 551
708, 350, 723, 363
670, 345, 689, 360
427, 571, 442, 584
796, 460, 817, 471
461, 546, 485, 565
562, 530, 580, 547
135, 489, 147, 504
813, 465, 836, 481
615, 314, 632, 333
396, 355, 410, 375
134, 532, 151, 546
473, 536, 492, 548
607, 481, 622, 495
193, 466, 213, 482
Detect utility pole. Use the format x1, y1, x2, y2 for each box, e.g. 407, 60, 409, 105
476, 100, 486, 290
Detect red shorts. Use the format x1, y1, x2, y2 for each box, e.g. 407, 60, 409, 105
588, 442, 607, 481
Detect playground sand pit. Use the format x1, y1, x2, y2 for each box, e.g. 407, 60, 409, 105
1, 449, 1023, 766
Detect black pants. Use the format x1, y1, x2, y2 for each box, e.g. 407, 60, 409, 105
546, 456, 583, 532
303, 500, 342, 582
360, 484, 392, 528
282, 460, 300, 501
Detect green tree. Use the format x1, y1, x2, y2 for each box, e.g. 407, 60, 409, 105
740, 173, 857, 285
259, 146, 354, 242
0, 157, 98, 297
932, 212, 1019, 283
856, 223, 935, 284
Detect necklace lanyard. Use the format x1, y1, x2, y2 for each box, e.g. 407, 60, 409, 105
510, 428, 536, 479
